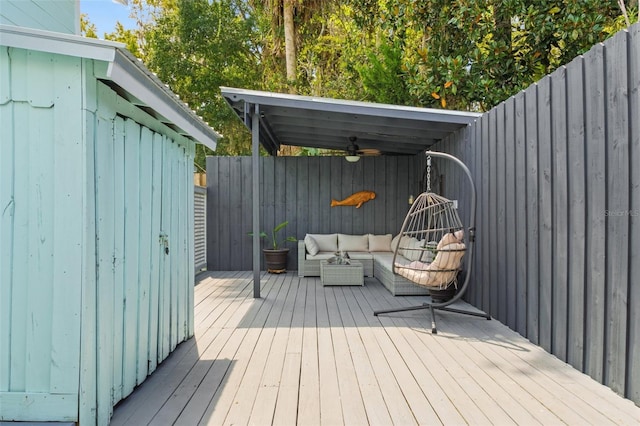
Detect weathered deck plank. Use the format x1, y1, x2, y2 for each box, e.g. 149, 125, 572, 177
111, 272, 640, 426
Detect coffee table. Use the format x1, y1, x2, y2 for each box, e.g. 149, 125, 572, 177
320, 260, 364, 286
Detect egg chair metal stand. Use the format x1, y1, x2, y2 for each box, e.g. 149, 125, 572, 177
373, 151, 490, 333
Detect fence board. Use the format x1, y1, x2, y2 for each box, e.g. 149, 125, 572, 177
219, 158, 232, 269
550, 65, 569, 361
487, 109, 498, 319
514, 91, 528, 336
229, 157, 243, 270
503, 97, 517, 330
604, 31, 630, 395
480, 114, 491, 314
308, 157, 321, 234
525, 87, 540, 344
494, 103, 507, 322
565, 56, 587, 371
296, 157, 309, 261
583, 43, 607, 382
537, 76, 553, 353
330, 157, 343, 231
206, 157, 220, 270
373, 156, 386, 234
385, 157, 398, 237
241, 157, 252, 270
628, 24, 640, 405
473, 118, 483, 308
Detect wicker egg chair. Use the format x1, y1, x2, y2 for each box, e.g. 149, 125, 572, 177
374, 151, 491, 333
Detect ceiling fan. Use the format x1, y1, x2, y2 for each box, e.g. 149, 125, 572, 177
345, 136, 380, 162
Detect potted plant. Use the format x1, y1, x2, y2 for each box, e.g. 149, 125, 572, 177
250, 221, 297, 273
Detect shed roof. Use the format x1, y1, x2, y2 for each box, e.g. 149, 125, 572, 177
221, 87, 480, 156
1, 24, 219, 150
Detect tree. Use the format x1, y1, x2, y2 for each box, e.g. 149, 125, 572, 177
80, 13, 98, 38
258, 0, 330, 92
381, 0, 633, 111
144, 0, 263, 159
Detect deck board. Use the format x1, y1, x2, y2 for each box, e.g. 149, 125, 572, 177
111, 272, 640, 425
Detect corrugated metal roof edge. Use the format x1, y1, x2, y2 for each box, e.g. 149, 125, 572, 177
220, 86, 482, 124
0, 24, 219, 150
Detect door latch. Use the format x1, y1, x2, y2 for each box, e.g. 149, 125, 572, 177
160, 234, 169, 255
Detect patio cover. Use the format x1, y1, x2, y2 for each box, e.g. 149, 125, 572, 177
221, 87, 480, 155
220, 87, 481, 297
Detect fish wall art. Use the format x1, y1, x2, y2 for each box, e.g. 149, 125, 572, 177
330, 191, 376, 208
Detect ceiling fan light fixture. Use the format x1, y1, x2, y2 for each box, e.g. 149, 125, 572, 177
345, 136, 360, 162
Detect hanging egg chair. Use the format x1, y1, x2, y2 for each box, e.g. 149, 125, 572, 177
374, 151, 491, 333
392, 192, 466, 290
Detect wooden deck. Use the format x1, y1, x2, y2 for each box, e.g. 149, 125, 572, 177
110, 271, 640, 425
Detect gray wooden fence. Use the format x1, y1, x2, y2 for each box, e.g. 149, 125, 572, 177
436, 24, 640, 405
206, 155, 424, 271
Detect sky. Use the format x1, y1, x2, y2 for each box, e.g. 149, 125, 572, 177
80, 0, 136, 37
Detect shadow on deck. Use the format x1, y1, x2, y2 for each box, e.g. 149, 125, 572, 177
110, 271, 640, 425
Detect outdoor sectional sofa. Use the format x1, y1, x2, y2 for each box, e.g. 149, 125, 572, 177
298, 233, 430, 296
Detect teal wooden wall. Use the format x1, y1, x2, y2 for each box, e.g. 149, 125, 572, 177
0, 0, 78, 34
0, 46, 84, 422
1, 46, 196, 425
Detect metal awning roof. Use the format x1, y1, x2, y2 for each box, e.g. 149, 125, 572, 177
221, 87, 480, 156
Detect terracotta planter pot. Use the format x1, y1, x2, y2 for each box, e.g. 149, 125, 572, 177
263, 248, 289, 273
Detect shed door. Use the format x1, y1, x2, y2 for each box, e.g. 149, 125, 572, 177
92, 112, 193, 424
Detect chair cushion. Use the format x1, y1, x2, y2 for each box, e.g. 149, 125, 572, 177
307, 233, 338, 252
437, 230, 464, 250
368, 234, 392, 251
338, 234, 368, 252
304, 234, 320, 256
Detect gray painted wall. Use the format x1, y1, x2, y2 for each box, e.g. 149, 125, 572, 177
206, 155, 424, 271
436, 25, 640, 405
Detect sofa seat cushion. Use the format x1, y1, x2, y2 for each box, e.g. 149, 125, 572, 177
338, 234, 369, 252
346, 252, 374, 260
306, 252, 337, 260
372, 253, 411, 271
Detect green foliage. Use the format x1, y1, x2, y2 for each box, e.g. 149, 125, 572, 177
80, 14, 98, 38
144, 0, 262, 159
249, 220, 297, 250
81, 0, 636, 166
358, 40, 412, 105
105, 22, 142, 57
391, 0, 629, 111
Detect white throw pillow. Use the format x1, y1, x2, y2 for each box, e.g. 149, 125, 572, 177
368, 234, 392, 251
338, 234, 369, 252
391, 234, 401, 252
304, 234, 320, 256
404, 238, 424, 261
307, 233, 338, 252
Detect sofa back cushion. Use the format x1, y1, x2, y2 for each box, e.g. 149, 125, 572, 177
307, 233, 338, 252
368, 234, 392, 251
338, 234, 369, 252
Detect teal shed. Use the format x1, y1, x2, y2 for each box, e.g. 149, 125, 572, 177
0, 22, 219, 425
